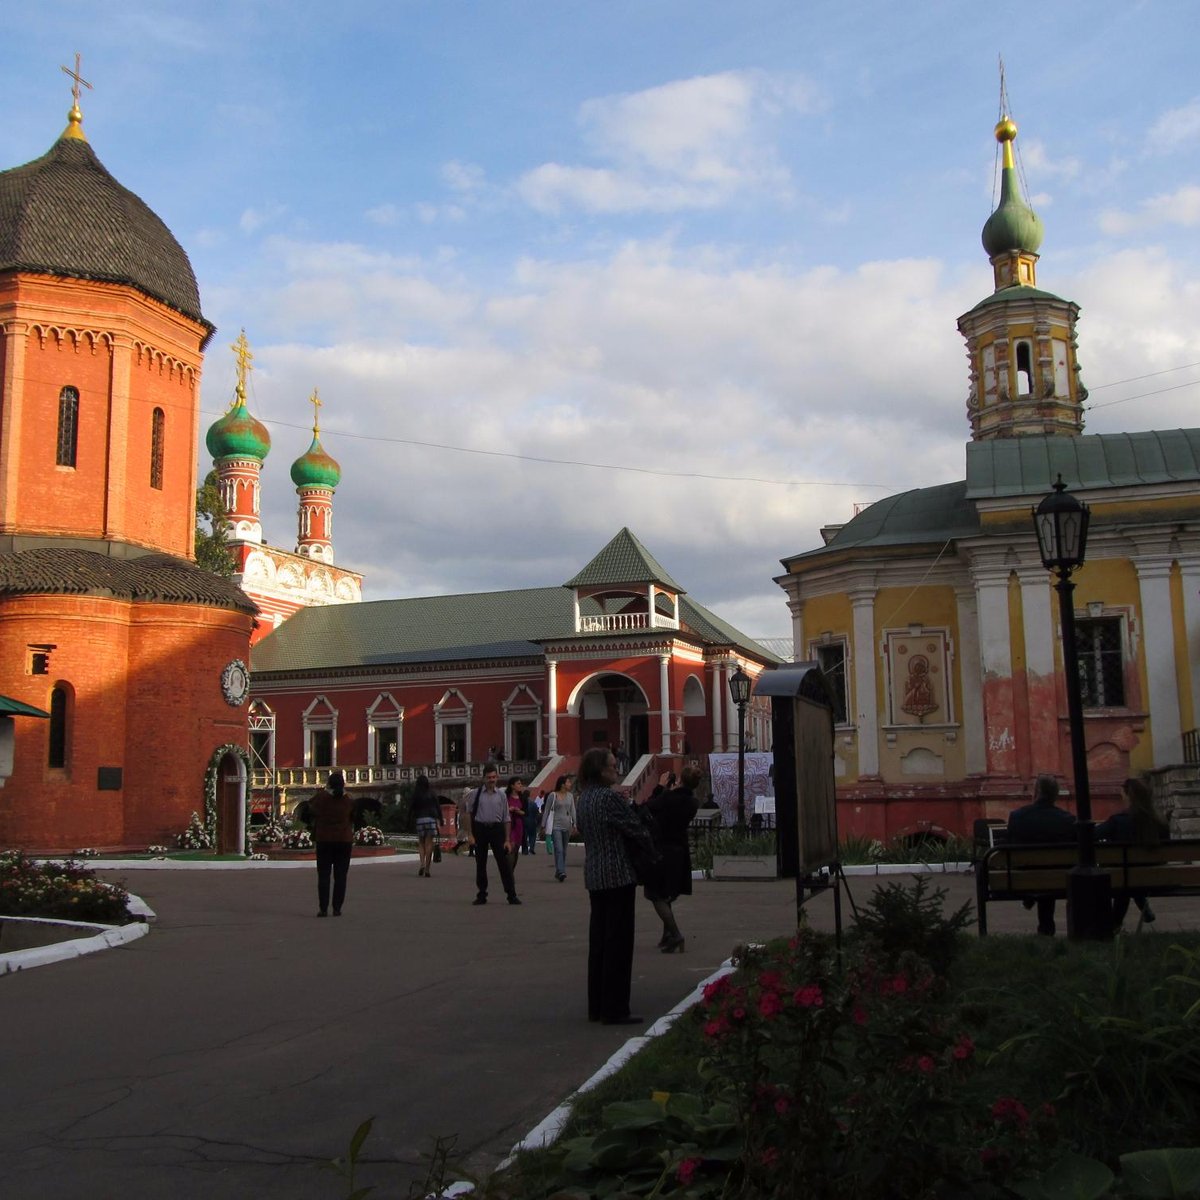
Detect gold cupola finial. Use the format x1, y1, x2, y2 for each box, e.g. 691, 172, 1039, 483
230, 330, 254, 408
59, 53, 92, 142
309, 388, 323, 435
994, 116, 1018, 169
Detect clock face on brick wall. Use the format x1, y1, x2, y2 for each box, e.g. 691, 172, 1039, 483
221, 659, 249, 707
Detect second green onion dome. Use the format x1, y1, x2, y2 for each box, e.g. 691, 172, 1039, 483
290, 429, 340, 489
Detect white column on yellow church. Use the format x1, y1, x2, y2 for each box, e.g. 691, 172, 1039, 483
973, 564, 1019, 779
1179, 551, 1200, 733
1018, 566, 1062, 778
547, 658, 559, 755
0, 320, 29, 516
1135, 552, 1183, 764
954, 586, 987, 776
659, 654, 672, 753
849, 588, 879, 776
711, 659, 725, 752
786, 595, 805, 662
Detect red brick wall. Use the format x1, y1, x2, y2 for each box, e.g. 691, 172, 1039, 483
0, 593, 253, 850
0, 274, 205, 558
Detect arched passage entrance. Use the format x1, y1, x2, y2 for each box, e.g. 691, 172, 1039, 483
570, 672, 650, 762
207, 745, 248, 855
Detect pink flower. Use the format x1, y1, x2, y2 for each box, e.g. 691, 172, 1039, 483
677, 1156, 701, 1185
758, 969, 785, 991
703, 977, 731, 1002
703, 1018, 727, 1039
759, 1147, 780, 1167
884, 973, 909, 995
991, 1097, 1030, 1127
916, 1055, 936, 1074
793, 984, 824, 1008
852, 1006, 869, 1026
774, 1096, 790, 1115
952, 1035, 974, 1061
758, 991, 783, 1019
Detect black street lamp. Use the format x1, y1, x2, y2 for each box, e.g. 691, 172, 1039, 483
1032, 476, 1111, 939
728, 665, 752, 830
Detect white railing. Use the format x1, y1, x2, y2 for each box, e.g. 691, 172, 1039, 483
577, 612, 680, 633
251, 760, 541, 793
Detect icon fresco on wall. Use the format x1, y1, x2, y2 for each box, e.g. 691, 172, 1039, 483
886, 632, 950, 726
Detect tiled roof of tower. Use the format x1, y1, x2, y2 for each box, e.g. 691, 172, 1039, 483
0, 548, 256, 612
251, 584, 782, 674
965, 429, 1200, 498
0, 135, 208, 327
564, 527, 685, 591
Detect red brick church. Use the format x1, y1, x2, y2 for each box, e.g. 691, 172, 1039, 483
0, 89, 256, 851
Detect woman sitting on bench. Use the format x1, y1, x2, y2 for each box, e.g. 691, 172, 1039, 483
1097, 777, 1170, 927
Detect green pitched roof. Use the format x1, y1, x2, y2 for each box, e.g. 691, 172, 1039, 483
564, 527, 685, 592
965, 429, 1200, 499
251, 561, 782, 674
0, 694, 49, 718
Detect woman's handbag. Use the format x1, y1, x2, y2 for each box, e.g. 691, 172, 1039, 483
624, 807, 662, 886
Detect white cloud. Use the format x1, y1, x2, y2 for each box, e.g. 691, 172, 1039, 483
442, 160, 485, 192
365, 203, 402, 227
1148, 98, 1200, 153
239, 204, 287, 235
516, 70, 823, 215
1098, 185, 1200, 235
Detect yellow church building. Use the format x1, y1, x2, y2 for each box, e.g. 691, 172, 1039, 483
776, 117, 1200, 843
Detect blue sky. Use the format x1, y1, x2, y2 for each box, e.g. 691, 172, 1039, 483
4, 2, 1199, 641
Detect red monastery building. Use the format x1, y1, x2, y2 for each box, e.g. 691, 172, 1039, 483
0, 91, 256, 852
249, 528, 780, 803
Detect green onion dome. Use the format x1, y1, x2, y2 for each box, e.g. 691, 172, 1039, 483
290, 431, 340, 489
981, 118, 1043, 258
205, 388, 271, 463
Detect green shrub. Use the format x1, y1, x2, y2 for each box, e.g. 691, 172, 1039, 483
850, 875, 974, 976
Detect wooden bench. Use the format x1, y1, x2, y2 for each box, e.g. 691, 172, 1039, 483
975, 839, 1200, 935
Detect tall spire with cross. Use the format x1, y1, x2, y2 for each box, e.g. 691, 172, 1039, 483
231, 330, 254, 407
60, 53, 92, 142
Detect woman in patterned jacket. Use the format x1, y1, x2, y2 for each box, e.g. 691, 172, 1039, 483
576, 747, 657, 1026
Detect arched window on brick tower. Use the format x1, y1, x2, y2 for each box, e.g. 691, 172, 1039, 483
150, 407, 165, 489
48, 684, 70, 769
56, 387, 79, 468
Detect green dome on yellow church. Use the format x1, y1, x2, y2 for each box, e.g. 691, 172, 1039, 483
981, 117, 1044, 258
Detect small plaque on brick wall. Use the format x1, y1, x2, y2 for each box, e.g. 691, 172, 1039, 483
97, 767, 123, 791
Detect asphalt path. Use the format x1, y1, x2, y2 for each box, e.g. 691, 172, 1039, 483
4, 853, 1197, 1199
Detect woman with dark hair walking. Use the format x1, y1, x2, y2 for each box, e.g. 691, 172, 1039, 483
310, 770, 354, 917
506, 778, 526, 875
576, 747, 657, 1025
639, 765, 702, 953
410, 775, 442, 877
542, 773, 577, 881
1097, 776, 1170, 927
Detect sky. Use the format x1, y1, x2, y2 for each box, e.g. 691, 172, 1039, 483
4, 2, 1200, 644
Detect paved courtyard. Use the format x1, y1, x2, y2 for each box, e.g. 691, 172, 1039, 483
4, 850, 1198, 1199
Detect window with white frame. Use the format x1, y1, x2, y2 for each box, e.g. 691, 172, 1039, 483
1076, 616, 1126, 708
366, 693, 403, 765
811, 638, 849, 726
502, 685, 541, 762
434, 690, 472, 764
303, 696, 337, 767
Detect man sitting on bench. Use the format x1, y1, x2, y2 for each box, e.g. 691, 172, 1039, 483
1007, 775, 1077, 936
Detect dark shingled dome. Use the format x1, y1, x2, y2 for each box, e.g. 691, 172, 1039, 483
0, 135, 207, 326
0, 548, 256, 614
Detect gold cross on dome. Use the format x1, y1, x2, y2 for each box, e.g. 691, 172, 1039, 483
230, 330, 253, 406
309, 389, 323, 433
61, 53, 92, 107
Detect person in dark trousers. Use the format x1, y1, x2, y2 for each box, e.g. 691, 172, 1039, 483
409, 775, 442, 878
1097, 776, 1169, 927
465, 766, 520, 905
638, 765, 702, 953
1007, 774, 1077, 935
577, 746, 657, 1026
506, 777, 526, 875
310, 769, 355, 917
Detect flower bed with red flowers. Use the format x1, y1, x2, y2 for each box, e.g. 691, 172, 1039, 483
0, 851, 131, 924
494, 881, 1200, 1200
